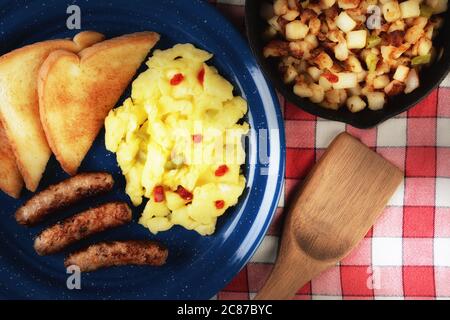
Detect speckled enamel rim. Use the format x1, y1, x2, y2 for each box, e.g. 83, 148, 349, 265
0, 0, 285, 299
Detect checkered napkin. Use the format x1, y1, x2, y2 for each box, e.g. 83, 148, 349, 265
212, 0, 450, 300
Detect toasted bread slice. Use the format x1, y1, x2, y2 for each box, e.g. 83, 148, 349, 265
0, 31, 105, 191
0, 121, 23, 198
38, 32, 160, 175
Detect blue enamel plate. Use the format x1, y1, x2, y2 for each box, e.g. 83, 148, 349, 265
0, 0, 285, 299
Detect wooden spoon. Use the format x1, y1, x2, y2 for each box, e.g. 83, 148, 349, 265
255, 132, 403, 300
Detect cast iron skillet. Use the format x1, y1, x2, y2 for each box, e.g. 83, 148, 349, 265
245, 0, 450, 128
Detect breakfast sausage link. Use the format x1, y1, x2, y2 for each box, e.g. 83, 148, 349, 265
64, 240, 168, 272
15, 172, 114, 226
34, 202, 132, 256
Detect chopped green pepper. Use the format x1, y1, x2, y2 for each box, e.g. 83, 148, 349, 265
411, 54, 431, 65
365, 53, 379, 73
367, 35, 382, 49
420, 4, 434, 18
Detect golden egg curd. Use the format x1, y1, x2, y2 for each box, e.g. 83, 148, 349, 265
105, 44, 249, 236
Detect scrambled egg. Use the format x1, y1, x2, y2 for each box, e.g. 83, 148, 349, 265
105, 44, 249, 236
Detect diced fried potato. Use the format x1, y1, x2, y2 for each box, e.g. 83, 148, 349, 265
348, 84, 362, 96
309, 3, 324, 15
321, 0, 338, 9
347, 55, 363, 72
326, 17, 338, 31
396, 57, 412, 68
366, 91, 386, 110
346, 30, 367, 49
336, 11, 357, 32
285, 20, 310, 40
288, 0, 300, 9
404, 17, 415, 26
293, 82, 313, 97
334, 42, 349, 61
283, 10, 300, 21
310, 83, 326, 103
360, 0, 379, 10
405, 25, 425, 43
319, 75, 333, 90
361, 85, 372, 96
309, 18, 322, 35
299, 73, 314, 84
365, 72, 377, 87
313, 51, 334, 69
388, 19, 406, 32
280, 55, 301, 67
338, 0, 361, 9
392, 43, 411, 59
333, 72, 358, 89
404, 68, 420, 93
347, 95, 367, 112
330, 63, 344, 73
418, 37, 432, 55
381, 45, 395, 61
400, 0, 421, 18
414, 16, 429, 29
300, 7, 318, 22
307, 66, 322, 81
373, 75, 390, 89
382, 1, 402, 22
360, 48, 372, 61
298, 58, 308, 72
264, 40, 289, 57
325, 89, 342, 104
357, 70, 368, 82
274, 0, 289, 15
328, 30, 346, 42
283, 65, 299, 83
346, 10, 366, 23
338, 89, 348, 105
268, 16, 282, 32
385, 79, 406, 96
320, 20, 329, 34
393, 65, 410, 82
320, 100, 340, 110
305, 34, 319, 48
424, 25, 435, 40
376, 62, 391, 75
289, 41, 311, 58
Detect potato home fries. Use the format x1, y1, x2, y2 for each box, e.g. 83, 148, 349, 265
262, 0, 448, 112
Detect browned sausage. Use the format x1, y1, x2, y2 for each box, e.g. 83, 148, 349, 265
34, 202, 132, 256
15, 172, 114, 226
64, 240, 168, 272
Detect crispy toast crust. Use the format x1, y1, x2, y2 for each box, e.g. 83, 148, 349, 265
38, 32, 160, 175
0, 121, 23, 198
0, 31, 105, 192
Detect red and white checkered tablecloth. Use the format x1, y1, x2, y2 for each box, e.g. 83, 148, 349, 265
212, 0, 450, 300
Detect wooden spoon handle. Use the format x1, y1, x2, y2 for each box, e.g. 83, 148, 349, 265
255, 239, 332, 300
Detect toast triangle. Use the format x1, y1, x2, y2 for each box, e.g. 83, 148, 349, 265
38, 32, 160, 175
0, 120, 23, 198
0, 31, 105, 191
